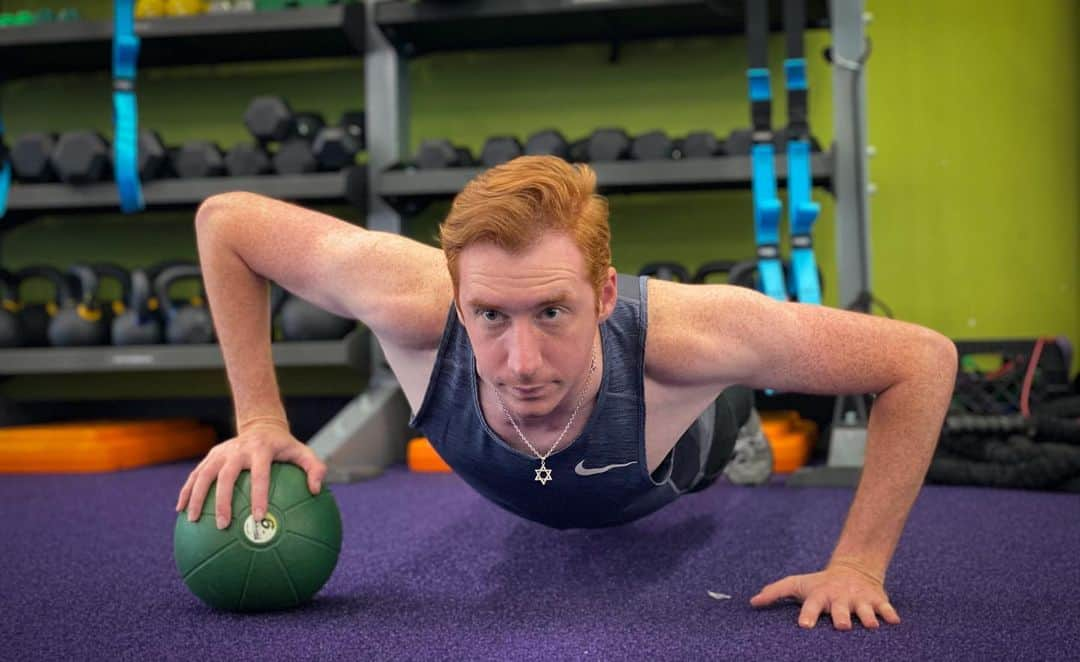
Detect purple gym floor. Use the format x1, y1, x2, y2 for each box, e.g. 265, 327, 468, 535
1, 462, 1078, 661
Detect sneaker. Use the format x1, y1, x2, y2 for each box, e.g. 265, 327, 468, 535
723, 409, 773, 485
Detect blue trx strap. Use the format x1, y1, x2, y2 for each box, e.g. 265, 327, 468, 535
783, 0, 822, 304
113, 0, 144, 213
0, 116, 9, 220
745, 0, 786, 302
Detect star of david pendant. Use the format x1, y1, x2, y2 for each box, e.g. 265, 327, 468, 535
534, 461, 553, 485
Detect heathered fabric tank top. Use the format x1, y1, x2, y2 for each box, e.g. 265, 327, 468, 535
410, 275, 699, 529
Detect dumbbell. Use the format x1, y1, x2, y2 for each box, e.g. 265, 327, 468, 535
138, 129, 172, 180
415, 139, 475, 169
104, 266, 162, 346
681, 131, 724, 159
273, 112, 328, 175
244, 96, 296, 143
723, 129, 754, 156
154, 265, 215, 344
11, 132, 58, 182
224, 143, 272, 177
48, 265, 111, 347
638, 262, 691, 282
524, 129, 570, 160
0, 269, 22, 348
50, 131, 112, 184
692, 260, 739, 284
480, 136, 524, 167
271, 284, 354, 342
13, 266, 67, 347
630, 130, 681, 161
172, 141, 226, 178
587, 128, 632, 162
311, 110, 365, 171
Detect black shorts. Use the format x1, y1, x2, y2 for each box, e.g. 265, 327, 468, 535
662, 385, 754, 493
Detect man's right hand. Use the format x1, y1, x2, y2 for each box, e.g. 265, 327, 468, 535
175, 420, 327, 529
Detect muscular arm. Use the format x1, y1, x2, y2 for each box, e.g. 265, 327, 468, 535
648, 281, 958, 578
195, 192, 452, 424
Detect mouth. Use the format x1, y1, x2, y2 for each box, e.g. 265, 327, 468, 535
510, 385, 546, 399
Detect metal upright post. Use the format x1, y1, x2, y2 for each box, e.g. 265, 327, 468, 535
308, 0, 413, 483
829, 0, 872, 307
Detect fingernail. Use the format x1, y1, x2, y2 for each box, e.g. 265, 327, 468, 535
216, 516, 227, 529
314, 481, 322, 494
253, 509, 263, 521
188, 513, 197, 522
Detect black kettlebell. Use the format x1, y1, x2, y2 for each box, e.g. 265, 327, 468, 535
0, 268, 23, 348
14, 266, 67, 347
48, 264, 110, 346
275, 288, 354, 341
155, 265, 214, 344
639, 261, 691, 282
692, 260, 738, 284
97, 264, 162, 346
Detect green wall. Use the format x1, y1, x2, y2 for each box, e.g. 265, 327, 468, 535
1, 0, 1076, 401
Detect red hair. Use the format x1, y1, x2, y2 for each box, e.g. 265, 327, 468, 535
439, 156, 611, 303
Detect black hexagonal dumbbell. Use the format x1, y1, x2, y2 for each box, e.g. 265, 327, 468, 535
225, 143, 272, 177
244, 95, 295, 144
415, 139, 475, 169
50, 130, 112, 184
138, 129, 172, 180
630, 130, 680, 161
524, 129, 569, 160
480, 136, 524, 167
681, 131, 723, 159
274, 112, 327, 175
11, 132, 59, 182
586, 128, 632, 162
172, 140, 226, 178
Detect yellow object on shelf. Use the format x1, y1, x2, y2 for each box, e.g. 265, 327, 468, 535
0, 419, 216, 474
165, 0, 209, 16
136, 0, 167, 19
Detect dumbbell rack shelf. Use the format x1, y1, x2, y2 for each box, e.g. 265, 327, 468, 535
0, 330, 368, 375
0, 5, 366, 79
3, 167, 367, 215
375, 0, 829, 55
377, 153, 832, 207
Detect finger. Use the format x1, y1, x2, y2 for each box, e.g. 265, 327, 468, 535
798, 596, 826, 629
831, 602, 853, 631
855, 602, 880, 629
186, 460, 220, 523
214, 461, 242, 529
878, 600, 901, 625
750, 576, 800, 608
249, 454, 272, 522
281, 443, 327, 495
176, 468, 198, 512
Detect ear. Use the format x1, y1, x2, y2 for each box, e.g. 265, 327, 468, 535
596, 266, 618, 323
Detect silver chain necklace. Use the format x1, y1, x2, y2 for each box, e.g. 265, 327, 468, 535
493, 350, 597, 486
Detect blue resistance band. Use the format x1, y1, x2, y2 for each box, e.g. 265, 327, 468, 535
0, 116, 9, 219
784, 57, 822, 304
113, 0, 144, 213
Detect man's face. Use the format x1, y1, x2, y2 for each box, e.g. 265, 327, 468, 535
456, 232, 615, 422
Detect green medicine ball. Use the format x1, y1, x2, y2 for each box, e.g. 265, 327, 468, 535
174, 462, 342, 612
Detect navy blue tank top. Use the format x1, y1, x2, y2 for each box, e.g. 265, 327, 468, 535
410, 275, 686, 529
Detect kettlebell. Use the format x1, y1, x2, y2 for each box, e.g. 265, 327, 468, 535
276, 290, 354, 341
638, 261, 691, 282
97, 264, 162, 346
0, 268, 23, 348
692, 260, 738, 284
155, 265, 215, 344
14, 266, 67, 347
48, 264, 110, 346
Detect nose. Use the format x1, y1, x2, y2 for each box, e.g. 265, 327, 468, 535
507, 321, 542, 380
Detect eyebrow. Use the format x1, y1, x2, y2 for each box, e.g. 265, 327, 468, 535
465, 291, 574, 311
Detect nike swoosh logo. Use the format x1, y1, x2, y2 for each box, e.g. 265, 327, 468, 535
574, 460, 638, 477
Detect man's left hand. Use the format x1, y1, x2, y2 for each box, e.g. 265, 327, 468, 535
749, 560, 902, 630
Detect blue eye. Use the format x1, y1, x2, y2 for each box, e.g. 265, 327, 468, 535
480, 310, 502, 322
